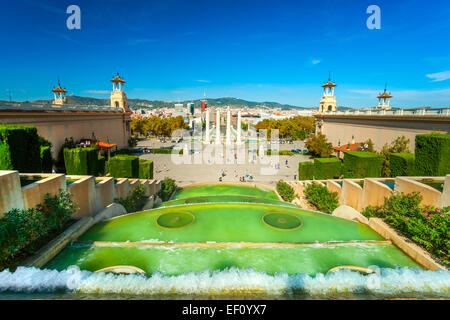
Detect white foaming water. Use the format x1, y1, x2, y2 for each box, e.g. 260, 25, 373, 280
0, 266, 449, 296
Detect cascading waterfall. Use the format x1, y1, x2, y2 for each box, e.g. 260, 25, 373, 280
0, 266, 449, 297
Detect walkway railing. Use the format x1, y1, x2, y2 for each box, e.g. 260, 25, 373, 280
319, 108, 450, 117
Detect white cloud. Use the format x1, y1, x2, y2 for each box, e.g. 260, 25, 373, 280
311, 59, 321, 65
196, 80, 211, 83
426, 71, 450, 82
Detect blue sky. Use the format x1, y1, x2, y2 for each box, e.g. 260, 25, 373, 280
1, 0, 450, 108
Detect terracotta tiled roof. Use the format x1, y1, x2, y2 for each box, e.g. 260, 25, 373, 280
111, 73, 125, 83
332, 143, 362, 152
51, 86, 68, 93
377, 91, 392, 99
322, 81, 337, 88
97, 142, 117, 148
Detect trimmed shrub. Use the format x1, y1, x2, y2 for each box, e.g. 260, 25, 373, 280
157, 177, 178, 202
390, 153, 416, 177
276, 180, 295, 202
150, 148, 173, 154
313, 157, 342, 180
139, 159, 154, 179
415, 133, 450, 176
63, 147, 99, 176
108, 155, 139, 178
303, 182, 339, 214
0, 125, 41, 172
267, 150, 294, 156
40, 146, 53, 173
298, 162, 314, 180
342, 151, 383, 178
97, 156, 106, 176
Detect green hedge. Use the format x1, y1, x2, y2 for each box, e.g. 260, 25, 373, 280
267, 150, 294, 156
109, 155, 139, 178
63, 147, 99, 176
298, 162, 314, 180
415, 133, 450, 176
390, 153, 415, 177
0, 125, 41, 172
40, 146, 53, 173
150, 148, 174, 154
313, 158, 342, 180
97, 156, 106, 176
343, 151, 382, 178
139, 159, 154, 179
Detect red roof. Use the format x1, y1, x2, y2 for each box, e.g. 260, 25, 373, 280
332, 143, 362, 152
97, 142, 117, 148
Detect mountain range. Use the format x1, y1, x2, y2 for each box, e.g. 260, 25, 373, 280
34, 95, 353, 110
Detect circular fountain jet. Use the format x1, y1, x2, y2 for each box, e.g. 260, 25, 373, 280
262, 212, 302, 231
95, 265, 147, 275
157, 211, 195, 229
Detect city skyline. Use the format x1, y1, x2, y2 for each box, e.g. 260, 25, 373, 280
1, 0, 450, 108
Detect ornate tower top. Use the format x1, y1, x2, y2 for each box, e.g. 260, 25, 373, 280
376, 84, 393, 110
51, 78, 68, 105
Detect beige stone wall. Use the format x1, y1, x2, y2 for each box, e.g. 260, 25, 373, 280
0, 111, 131, 155
21, 174, 65, 209
317, 115, 449, 152
67, 175, 96, 218
94, 177, 115, 214
326, 180, 342, 204
394, 177, 442, 207
114, 178, 130, 200
340, 180, 364, 211
362, 178, 393, 208
437, 175, 450, 208
0, 171, 23, 216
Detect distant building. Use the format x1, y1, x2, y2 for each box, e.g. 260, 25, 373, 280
174, 103, 184, 112
187, 102, 195, 115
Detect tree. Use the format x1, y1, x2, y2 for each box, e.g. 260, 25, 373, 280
305, 133, 333, 158
361, 139, 375, 152
379, 135, 411, 177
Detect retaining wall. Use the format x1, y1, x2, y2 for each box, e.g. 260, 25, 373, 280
0, 170, 158, 218
362, 178, 394, 208
395, 177, 442, 207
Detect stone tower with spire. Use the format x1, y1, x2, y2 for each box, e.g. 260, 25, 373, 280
110, 72, 130, 112
318, 73, 337, 113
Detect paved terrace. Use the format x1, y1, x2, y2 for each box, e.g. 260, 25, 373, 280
138, 139, 310, 187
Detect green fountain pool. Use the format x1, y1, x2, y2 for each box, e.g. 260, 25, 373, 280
172, 184, 279, 200
6, 183, 445, 299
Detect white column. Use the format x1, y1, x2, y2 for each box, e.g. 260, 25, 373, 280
215, 109, 221, 144
205, 109, 210, 144
236, 110, 242, 145
226, 107, 231, 145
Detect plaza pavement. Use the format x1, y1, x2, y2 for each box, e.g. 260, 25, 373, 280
138, 139, 312, 187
